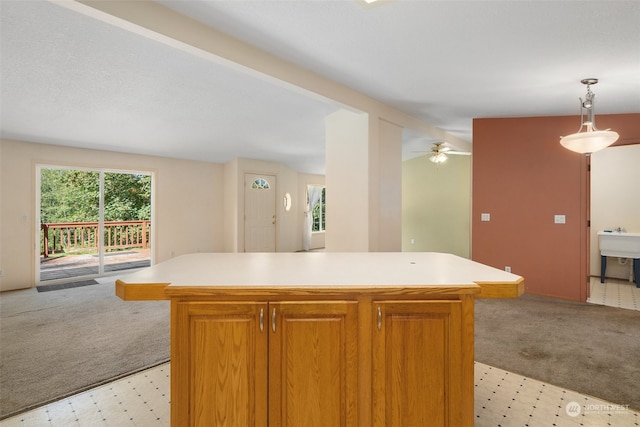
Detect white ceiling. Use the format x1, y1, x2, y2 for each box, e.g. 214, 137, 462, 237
2, 0, 639, 175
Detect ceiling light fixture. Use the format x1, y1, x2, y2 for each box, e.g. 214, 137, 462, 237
429, 151, 448, 164
429, 142, 449, 164
560, 78, 619, 154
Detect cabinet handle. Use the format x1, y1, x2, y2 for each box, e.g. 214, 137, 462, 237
377, 306, 382, 331
259, 308, 264, 332
272, 308, 277, 332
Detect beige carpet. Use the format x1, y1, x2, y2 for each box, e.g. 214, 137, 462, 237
0, 279, 169, 419
475, 293, 640, 411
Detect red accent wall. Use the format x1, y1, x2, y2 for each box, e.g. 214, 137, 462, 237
472, 114, 640, 301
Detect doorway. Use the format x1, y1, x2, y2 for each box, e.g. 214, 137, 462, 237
587, 145, 640, 310
37, 166, 153, 283
244, 173, 276, 252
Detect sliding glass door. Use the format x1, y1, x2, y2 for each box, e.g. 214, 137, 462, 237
102, 172, 152, 275
38, 166, 152, 283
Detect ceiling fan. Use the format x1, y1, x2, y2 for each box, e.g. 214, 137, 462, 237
427, 142, 471, 164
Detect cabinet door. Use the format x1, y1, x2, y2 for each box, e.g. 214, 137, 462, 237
269, 301, 359, 427
372, 300, 462, 427
173, 301, 268, 427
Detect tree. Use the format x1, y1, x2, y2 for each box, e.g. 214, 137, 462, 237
40, 169, 99, 223
104, 173, 151, 221
40, 169, 151, 223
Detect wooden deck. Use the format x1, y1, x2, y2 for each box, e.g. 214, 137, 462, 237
40, 249, 150, 281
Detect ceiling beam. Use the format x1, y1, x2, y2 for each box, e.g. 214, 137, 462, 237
57, 0, 470, 152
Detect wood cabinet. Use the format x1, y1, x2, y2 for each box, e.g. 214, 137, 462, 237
172, 302, 267, 427
115, 252, 523, 427
269, 301, 359, 427
171, 297, 470, 427
372, 300, 463, 427
172, 300, 359, 427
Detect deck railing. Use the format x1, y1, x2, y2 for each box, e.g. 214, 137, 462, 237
41, 220, 150, 258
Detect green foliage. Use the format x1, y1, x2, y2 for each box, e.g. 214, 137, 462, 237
312, 187, 326, 232
40, 169, 99, 223
104, 173, 151, 221
40, 169, 151, 223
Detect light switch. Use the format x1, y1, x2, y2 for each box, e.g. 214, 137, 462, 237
481, 213, 490, 222
554, 215, 566, 224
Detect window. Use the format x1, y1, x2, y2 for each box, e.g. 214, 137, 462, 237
251, 178, 270, 189
310, 186, 326, 232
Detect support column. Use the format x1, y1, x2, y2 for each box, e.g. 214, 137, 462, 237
376, 118, 402, 251
325, 109, 402, 252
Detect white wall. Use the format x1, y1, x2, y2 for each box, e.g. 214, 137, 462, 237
223, 158, 239, 252
0, 139, 224, 291
0, 141, 326, 291
590, 144, 640, 280
402, 153, 472, 258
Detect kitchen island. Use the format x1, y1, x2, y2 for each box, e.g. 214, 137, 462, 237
116, 252, 524, 427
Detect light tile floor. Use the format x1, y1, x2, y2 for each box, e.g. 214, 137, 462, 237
1, 362, 638, 427
0, 364, 170, 427
587, 276, 640, 311
475, 363, 638, 427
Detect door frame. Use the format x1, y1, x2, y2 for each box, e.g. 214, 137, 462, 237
583, 155, 591, 301
35, 164, 155, 284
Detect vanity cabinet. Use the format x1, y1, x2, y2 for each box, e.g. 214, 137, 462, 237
172, 299, 359, 427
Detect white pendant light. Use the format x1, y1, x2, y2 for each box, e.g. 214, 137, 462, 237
560, 78, 619, 154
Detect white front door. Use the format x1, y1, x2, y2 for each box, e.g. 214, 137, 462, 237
244, 174, 276, 252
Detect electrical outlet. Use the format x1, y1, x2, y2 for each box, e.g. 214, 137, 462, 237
554, 215, 566, 224
411, 239, 415, 245
505, 266, 511, 273
481, 213, 490, 222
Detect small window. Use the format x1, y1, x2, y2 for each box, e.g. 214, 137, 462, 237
310, 186, 326, 232
251, 178, 270, 190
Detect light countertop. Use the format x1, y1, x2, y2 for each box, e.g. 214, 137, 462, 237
116, 252, 524, 300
